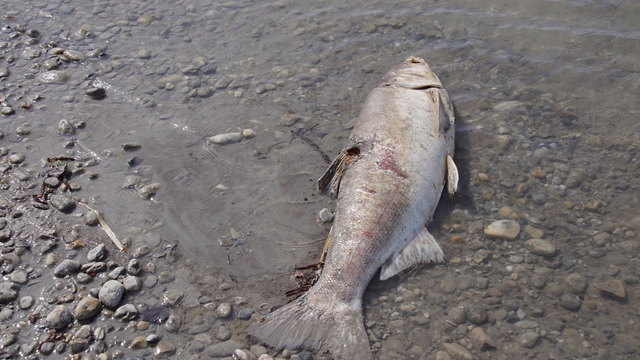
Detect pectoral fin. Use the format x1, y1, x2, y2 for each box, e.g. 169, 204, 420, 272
380, 228, 445, 281
317, 146, 360, 198
446, 155, 459, 195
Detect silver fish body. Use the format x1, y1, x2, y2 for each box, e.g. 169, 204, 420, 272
248, 56, 459, 360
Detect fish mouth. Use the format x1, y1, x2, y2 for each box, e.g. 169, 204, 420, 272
380, 56, 443, 89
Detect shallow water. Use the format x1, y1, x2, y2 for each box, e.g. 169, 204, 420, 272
2, 0, 639, 358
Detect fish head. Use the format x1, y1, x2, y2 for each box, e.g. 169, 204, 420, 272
381, 56, 443, 89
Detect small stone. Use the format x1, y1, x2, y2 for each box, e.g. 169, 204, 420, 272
123, 276, 142, 292
215, 325, 231, 340
597, 278, 626, 301
8, 153, 25, 164
154, 340, 175, 358
114, 303, 138, 320
448, 306, 467, 325
86, 87, 106, 100
98, 280, 125, 308
520, 330, 540, 348
443, 342, 473, 360
58, 119, 75, 134
87, 244, 107, 261
162, 289, 184, 307
126, 258, 141, 275
525, 239, 556, 257
318, 208, 334, 223
38, 70, 70, 84
235, 349, 258, 360
565, 273, 588, 295
74, 296, 102, 320
69, 339, 88, 353
122, 143, 141, 151
138, 183, 161, 199
560, 293, 582, 311
9, 269, 28, 284
524, 225, 545, 238
465, 304, 488, 325
484, 220, 520, 240
16, 125, 31, 135
19, 295, 34, 309
515, 320, 539, 329
0, 282, 18, 303
63, 50, 85, 61
0, 106, 14, 115
207, 132, 243, 145
470, 327, 496, 350
40, 342, 54, 355
204, 340, 241, 357
108, 266, 126, 278
164, 312, 182, 332
46, 305, 74, 329
242, 128, 256, 138
237, 308, 254, 320
49, 194, 76, 213
215, 302, 232, 318
130, 336, 148, 349
54, 259, 81, 277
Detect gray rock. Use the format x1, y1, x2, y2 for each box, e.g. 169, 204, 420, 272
565, 273, 588, 294
63, 50, 85, 61
38, 70, 70, 84
207, 133, 243, 145
215, 325, 231, 340
123, 276, 142, 292
164, 312, 182, 332
520, 330, 540, 348
138, 183, 161, 199
597, 278, 626, 301
443, 342, 473, 360
87, 244, 107, 261
318, 208, 334, 223
9, 269, 28, 284
155, 340, 176, 358
484, 220, 520, 240
81, 262, 106, 273
58, 119, 75, 134
560, 293, 582, 311
83, 210, 99, 226
470, 327, 495, 350
108, 266, 126, 279
448, 306, 467, 325
114, 303, 138, 320
204, 340, 241, 357
49, 194, 76, 213
525, 239, 557, 257
126, 258, 141, 275
465, 304, 488, 325
0, 282, 18, 303
85, 87, 106, 100
46, 305, 74, 329
19, 295, 34, 309
74, 296, 102, 320
8, 153, 24, 164
237, 308, 254, 320
162, 289, 184, 307
215, 302, 232, 318
54, 259, 81, 277
515, 320, 539, 329
98, 280, 125, 308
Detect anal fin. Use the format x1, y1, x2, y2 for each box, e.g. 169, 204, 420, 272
446, 155, 459, 195
380, 228, 445, 280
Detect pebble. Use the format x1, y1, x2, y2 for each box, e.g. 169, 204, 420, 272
235, 349, 257, 360
560, 293, 582, 311
9, 269, 28, 284
87, 244, 107, 261
63, 49, 85, 61
19, 295, 34, 309
470, 327, 495, 350
164, 312, 182, 332
237, 308, 254, 320
215, 325, 232, 340
58, 119, 75, 134
130, 336, 148, 349
465, 304, 488, 325
46, 305, 74, 329
8, 153, 25, 164
0, 282, 18, 304
49, 194, 76, 213
207, 132, 243, 145
524, 239, 557, 257
114, 303, 138, 320
0, 106, 14, 115
515, 320, 539, 329
74, 296, 102, 320
16, 125, 31, 135
38, 70, 70, 84
154, 340, 176, 358
524, 224, 545, 238
204, 340, 241, 357
138, 183, 161, 199
484, 220, 520, 240
162, 289, 184, 307
98, 280, 126, 308
443, 342, 473, 360
318, 208, 334, 223
242, 128, 257, 138
123, 276, 142, 291
85, 87, 106, 100
54, 259, 81, 277
565, 273, 588, 294
520, 330, 540, 348
215, 302, 232, 318
448, 306, 467, 325
597, 278, 626, 301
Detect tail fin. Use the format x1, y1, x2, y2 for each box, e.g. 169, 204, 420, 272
247, 293, 372, 360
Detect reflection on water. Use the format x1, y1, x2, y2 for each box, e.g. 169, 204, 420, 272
3, 0, 639, 358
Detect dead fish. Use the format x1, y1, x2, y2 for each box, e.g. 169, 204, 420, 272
248, 56, 459, 360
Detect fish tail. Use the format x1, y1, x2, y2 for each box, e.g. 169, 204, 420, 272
247, 292, 372, 360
